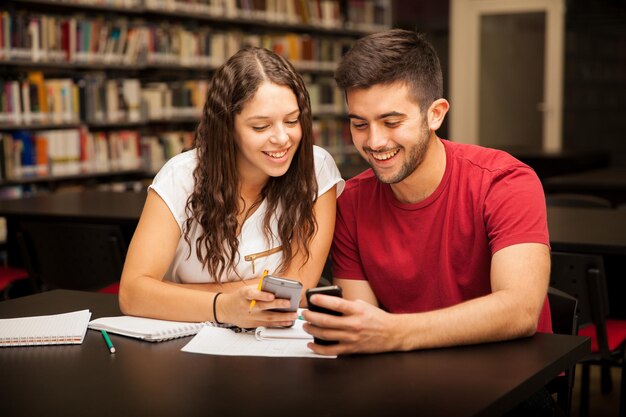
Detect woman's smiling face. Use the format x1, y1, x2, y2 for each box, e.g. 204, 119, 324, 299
233, 81, 302, 184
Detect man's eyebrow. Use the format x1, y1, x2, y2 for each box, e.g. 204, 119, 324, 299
348, 111, 406, 121
378, 111, 406, 119
245, 109, 299, 121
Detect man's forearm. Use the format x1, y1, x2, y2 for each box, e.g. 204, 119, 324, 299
391, 290, 540, 351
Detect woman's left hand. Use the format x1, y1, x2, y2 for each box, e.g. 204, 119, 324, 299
215, 284, 298, 329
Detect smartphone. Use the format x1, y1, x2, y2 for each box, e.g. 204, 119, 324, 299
305, 285, 343, 345
261, 275, 303, 312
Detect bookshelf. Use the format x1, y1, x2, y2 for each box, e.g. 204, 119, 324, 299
0, 0, 391, 196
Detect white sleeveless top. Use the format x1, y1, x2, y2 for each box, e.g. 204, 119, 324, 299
149, 145, 345, 283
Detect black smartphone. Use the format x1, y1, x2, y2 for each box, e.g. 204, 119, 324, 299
305, 285, 343, 345
261, 275, 302, 312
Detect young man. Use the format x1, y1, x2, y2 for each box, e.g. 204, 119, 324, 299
302, 29, 552, 356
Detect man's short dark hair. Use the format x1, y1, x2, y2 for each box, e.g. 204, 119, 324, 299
335, 29, 443, 112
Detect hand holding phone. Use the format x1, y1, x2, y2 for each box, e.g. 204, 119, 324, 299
260, 275, 302, 312
305, 285, 343, 345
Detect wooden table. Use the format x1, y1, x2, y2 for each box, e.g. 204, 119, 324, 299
0, 290, 590, 417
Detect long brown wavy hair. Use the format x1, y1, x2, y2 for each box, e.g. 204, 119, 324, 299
184, 47, 318, 282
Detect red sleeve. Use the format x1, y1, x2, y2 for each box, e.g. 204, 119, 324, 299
484, 166, 550, 254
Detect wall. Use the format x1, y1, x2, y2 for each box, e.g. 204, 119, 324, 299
562, 1, 626, 166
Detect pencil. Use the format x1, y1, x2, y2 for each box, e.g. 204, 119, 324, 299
101, 329, 116, 353
249, 269, 268, 312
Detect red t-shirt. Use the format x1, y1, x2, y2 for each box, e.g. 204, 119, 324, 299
332, 139, 552, 333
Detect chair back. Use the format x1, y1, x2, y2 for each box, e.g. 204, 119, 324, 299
547, 286, 579, 416
550, 251, 611, 357
548, 286, 579, 336
16, 221, 127, 292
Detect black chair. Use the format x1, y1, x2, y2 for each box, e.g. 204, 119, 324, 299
547, 287, 579, 416
545, 193, 612, 208
550, 251, 626, 417
16, 221, 127, 292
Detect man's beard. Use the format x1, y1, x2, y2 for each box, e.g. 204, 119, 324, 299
371, 121, 430, 185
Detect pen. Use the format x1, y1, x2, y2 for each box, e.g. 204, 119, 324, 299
249, 269, 268, 312
101, 329, 116, 354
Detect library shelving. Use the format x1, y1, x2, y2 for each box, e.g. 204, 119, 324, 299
0, 0, 392, 196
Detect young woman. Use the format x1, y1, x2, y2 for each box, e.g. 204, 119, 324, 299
119, 47, 344, 329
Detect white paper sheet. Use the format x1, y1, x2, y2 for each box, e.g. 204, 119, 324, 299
181, 326, 336, 358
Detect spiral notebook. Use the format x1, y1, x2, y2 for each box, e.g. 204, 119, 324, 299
254, 317, 311, 341
88, 316, 206, 342
0, 309, 92, 347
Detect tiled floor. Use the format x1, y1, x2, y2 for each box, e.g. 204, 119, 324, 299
570, 364, 621, 417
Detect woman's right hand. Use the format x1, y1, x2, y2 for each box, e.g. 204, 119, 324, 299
214, 284, 299, 329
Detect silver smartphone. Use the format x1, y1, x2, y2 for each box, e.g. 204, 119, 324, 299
261, 275, 303, 312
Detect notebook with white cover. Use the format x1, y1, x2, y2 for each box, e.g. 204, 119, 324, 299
255, 318, 311, 341
0, 309, 92, 347
88, 316, 205, 342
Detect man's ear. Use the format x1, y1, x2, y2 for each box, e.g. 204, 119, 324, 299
427, 99, 450, 131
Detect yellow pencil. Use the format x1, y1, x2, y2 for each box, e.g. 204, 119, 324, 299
249, 269, 268, 312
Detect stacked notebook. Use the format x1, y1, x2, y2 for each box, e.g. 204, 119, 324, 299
0, 309, 92, 347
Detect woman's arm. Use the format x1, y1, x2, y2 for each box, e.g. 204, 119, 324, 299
119, 190, 296, 327
281, 185, 338, 305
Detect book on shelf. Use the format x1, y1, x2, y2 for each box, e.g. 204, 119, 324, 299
141, 131, 193, 172
103, 79, 141, 123
312, 118, 352, 164
0, 309, 92, 347
306, 76, 346, 114
345, 0, 392, 31
108, 130, 141, 170
145, 0, 224, 16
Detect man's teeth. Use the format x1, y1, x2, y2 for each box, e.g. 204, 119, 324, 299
265, 150, 287, 158
371, 149, 399, 160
